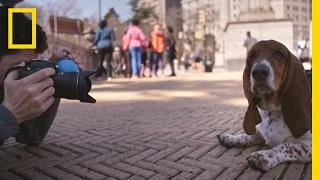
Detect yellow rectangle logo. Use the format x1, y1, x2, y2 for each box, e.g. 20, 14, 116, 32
8, 8, 36, 49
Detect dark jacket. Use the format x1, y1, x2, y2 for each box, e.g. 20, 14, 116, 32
166, 34, 176, 51
166, 34, 176, 60
0, 86, 60, 146
0, 104, 18, 146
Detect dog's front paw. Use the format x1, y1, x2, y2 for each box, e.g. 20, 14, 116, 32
247, 151, 273, 173
217, 134, 238, 148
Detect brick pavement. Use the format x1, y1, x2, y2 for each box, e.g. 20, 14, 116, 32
0, 71, 311, 180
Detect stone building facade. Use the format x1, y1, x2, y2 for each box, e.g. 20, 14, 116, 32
181, 0, 311, 44
228, 0, 311, 40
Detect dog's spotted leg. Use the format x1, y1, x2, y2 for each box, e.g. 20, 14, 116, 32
217, 131, 264, 148
247, 142, 311, 172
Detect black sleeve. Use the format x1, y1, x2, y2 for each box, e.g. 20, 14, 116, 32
0, 105, 18, 146
15, 99, 60, 146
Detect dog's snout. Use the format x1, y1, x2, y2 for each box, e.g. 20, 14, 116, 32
252, 64, 270, 81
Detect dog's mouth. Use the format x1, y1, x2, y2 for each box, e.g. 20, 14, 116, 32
252, 84, 275, 97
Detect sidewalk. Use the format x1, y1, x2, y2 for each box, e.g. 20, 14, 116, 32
0, 71, 310, 180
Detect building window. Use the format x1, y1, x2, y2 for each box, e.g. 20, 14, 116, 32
287, 5, 290, 10
293, 6, 298, 11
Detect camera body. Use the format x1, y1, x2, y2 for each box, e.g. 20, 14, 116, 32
19, 59, 96, 103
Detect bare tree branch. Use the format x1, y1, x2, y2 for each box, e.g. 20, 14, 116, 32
44, 0, 82, 17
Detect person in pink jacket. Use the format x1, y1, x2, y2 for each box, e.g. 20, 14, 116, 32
124, 19, 147, 78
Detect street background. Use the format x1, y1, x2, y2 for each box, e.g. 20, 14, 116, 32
16, 0, 312, 71
0, 0, 312, 179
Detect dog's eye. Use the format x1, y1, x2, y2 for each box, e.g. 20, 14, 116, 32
274, 51, 285, 62
248, 52, 257, 62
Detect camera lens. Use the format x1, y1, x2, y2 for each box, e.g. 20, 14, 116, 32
53, 71, 96, 103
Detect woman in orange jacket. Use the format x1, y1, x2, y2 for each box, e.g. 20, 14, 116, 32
150, 23, 166, 78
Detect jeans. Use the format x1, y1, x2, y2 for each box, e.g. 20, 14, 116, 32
129, 47, 142, 76
151, 52, 164, 76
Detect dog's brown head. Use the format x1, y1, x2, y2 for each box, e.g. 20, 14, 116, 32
243, 40, 311, 138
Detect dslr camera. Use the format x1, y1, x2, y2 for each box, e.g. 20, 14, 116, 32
16, 59, 96, 103
7, 59, 96, 145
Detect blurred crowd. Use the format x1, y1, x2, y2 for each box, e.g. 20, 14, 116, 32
86, 18, 217, 81
87, 18, 178, 81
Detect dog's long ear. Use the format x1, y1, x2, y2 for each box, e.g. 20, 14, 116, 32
243, 51, 262, 135
243, 97, 262, 135
280, 50, 311, 138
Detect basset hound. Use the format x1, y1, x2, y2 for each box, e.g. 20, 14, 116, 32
217, 40, 311, 172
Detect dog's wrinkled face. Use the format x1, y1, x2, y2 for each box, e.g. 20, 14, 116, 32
248, 41, 289, 97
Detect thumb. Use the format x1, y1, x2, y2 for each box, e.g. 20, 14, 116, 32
5, 62, 25, 81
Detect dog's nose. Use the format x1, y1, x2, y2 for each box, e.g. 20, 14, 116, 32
252, 64, 270, 81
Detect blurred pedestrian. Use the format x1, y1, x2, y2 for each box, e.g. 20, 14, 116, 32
243, 31, 257, 53
150, 23, 166, 78
122, 29, 131, 77
191, 51, 204, 73
166, 26, 176, 77
140, 47, 148, 77
182, 39, 192, 72
126, 19, 148, 79
92, 20, 115, 80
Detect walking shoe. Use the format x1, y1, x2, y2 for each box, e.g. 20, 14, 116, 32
131, 75, 138, 80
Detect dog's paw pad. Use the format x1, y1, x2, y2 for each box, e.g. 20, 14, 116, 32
217, 134, 235, 148
247, 152, 271, 173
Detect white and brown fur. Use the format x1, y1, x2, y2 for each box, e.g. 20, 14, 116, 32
217, 41, 311, 172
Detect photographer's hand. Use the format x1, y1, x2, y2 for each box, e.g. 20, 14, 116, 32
1, 68, 56, 124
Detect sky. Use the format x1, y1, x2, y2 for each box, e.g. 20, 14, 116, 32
20, 0, 133, 21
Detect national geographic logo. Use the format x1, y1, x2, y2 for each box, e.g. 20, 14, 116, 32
8, 8, 36, 49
